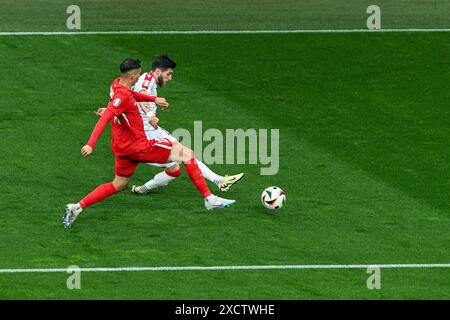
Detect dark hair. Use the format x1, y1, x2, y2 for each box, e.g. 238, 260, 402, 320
120, 58, 141, 73
151, 55, 176, 71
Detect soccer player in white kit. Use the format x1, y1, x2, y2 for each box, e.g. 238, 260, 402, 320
99, 55, 244, 194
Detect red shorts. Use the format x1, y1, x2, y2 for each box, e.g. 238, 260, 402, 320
115, 139, 173, 177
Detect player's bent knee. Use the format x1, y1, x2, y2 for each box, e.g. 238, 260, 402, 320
180, 146, 194, 162
169, 143, 194, 163
168, 143, 181, 160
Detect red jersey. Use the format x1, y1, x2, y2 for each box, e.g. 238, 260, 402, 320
107, 78, 150, 156
87, 78, 159, 156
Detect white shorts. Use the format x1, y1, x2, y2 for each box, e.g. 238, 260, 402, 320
145, 127, 178, 168
146, 126, 177, 142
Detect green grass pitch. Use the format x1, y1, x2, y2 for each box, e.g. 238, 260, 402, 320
1, 0, 450, 299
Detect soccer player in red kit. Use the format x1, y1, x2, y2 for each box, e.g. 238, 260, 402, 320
63, 58, 235, 229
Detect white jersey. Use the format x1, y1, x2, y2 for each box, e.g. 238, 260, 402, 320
133, 71, 177, 143
133, 72, 158, 136
133, 71, 177, 168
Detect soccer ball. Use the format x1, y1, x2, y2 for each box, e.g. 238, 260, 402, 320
261, 186, 286, 210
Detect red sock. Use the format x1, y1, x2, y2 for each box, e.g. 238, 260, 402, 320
183, 157, 212, 198
79, 182, 119, 209
165, 167, 182, 177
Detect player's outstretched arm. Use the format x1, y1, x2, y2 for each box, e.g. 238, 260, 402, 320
132, 91, 156, 102
82, 108, 114, 157
132, 91, 169, 109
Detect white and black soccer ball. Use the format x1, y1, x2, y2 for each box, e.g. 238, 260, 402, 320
261, 186, 286, 210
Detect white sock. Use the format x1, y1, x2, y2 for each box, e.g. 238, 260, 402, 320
197, 160, 223, 185
142, 171, 176, 192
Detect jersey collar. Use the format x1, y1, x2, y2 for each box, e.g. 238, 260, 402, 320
114, 77, 129, 90
149, 71, 159, 85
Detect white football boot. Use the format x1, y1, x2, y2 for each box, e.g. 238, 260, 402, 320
205, 195, 236, 210
131, 185, 148, 194
62, 203, 82, 229
217, 173, 245, 192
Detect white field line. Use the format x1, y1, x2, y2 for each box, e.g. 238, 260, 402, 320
1, 264, 450, 273
0, 29, 450, 36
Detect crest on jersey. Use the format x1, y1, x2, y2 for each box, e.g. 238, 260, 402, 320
113, 98, 121, 107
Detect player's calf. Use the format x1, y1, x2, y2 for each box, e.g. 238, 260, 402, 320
63, 176, 129, 229
112, 176, 129, 191
169, 144, 211, 197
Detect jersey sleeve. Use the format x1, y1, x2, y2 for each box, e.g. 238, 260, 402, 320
106, 92, 132, 116
132, 91, 157, 103
87, 108, 114, 149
